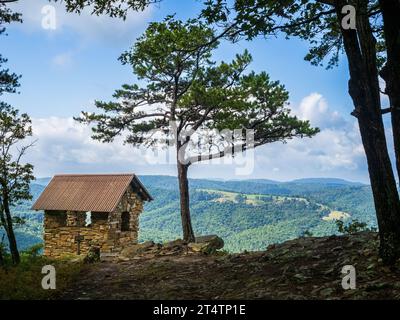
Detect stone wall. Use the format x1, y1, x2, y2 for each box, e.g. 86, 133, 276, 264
43, 186, 144, 259
101, 187, 144, 259
43, 211, 109, 258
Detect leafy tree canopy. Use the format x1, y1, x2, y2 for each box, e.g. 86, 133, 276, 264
0, 3, 21, 95
51, 0, 160, 18
77, 17, 318, 164
201, 0, 384, 69
0, 104, 34, 206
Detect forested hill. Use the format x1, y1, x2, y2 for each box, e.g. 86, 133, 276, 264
9, 176, 376, 253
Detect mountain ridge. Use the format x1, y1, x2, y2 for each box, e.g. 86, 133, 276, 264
5, 175, 376, 253
32, 175, 366, 187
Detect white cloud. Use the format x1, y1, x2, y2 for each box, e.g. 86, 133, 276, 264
255, 125, 365, 180
24, 93, 372, 183
292, 92, 348, 130
253, 92, 368, 182
27, 117, 148, 176
379, 77, 390, 107
9, 0, 153, 44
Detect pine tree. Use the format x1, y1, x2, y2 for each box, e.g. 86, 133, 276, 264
76, 17, 318, 242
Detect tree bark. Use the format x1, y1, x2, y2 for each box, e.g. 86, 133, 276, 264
0, 249, 3, 266
1, 192, 20, 265
0, 235, 4, 267
177, 161, 195, 242
379, 0, 400, 185
335, 0, 400, 264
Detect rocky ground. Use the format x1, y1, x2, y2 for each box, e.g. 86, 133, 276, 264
60, 232, 400, 300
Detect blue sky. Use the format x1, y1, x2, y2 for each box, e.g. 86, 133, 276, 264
2, 0, 395, 183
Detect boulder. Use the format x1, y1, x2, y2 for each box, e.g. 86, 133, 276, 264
118, 236, 224, 259
164, 239, 186, 249
120, 241, 156, 258
188, 235, 224, 254
196, 235, 224, 249
141, 241, 156, 249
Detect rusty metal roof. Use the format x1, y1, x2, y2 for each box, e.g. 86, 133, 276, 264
31, 174, 152, 212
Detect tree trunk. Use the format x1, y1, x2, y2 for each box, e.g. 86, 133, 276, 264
379, 0, 400, 184
177, 161, 195, 242
0, 206, 9, 267
356, 106, 400, 265
1, 194, 20, 265
0, 235, 4, 266
335, 0, 400, 264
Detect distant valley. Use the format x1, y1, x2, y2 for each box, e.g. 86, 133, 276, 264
5, 176, 376, 253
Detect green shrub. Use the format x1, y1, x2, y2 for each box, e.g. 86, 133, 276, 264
22, 243, 44, 259
302, 230, 314, 237
336, 219, 376, 235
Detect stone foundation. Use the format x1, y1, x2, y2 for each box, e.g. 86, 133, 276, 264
43, 186, 144, 259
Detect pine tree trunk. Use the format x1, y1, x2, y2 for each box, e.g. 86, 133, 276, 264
2, 194, 20, 265
177, 161, 195, 242
356, 108, 400, 265
0, 234, 4, 266
335, 0, 400, 264
379, 0, 400, 184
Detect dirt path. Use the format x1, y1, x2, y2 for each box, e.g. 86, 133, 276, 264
61, 232, 400, 300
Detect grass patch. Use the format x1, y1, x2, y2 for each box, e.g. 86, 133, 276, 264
0, 249, 83, 300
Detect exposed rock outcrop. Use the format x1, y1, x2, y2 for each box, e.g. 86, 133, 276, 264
118, 235, 225, 261
62, 232, 400, 300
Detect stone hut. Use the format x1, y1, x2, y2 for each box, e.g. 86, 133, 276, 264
32, 174, 152, 259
